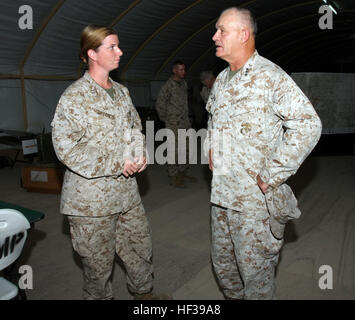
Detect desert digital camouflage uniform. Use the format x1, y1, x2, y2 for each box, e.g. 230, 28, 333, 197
51, 71, 153, 300
155, 76, 190, 176
205, 51, 322, 299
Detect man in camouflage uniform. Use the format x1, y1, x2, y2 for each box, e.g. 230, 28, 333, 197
205, 8, 322, 299
51, 25, 155, 300
155, 60, 195, 187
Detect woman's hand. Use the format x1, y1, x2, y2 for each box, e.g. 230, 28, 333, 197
135, 156, 147, 173
123, 160, 139, 177
122, 157, 147, 177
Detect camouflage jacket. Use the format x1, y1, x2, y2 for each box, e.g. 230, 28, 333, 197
155, 76, 190, 128
51, 71, 144, 216
205, 51, 322, 212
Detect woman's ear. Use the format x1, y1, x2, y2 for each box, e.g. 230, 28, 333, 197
87, 49, 96, 61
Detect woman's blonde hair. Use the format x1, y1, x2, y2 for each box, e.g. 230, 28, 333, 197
80, 24, 117, 63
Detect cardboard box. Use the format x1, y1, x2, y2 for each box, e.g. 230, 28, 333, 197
21, 166, 64, 194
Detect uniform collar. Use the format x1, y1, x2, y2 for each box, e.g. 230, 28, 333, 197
82, 71, 120, 111
83, 70, 116, 91
169, 76, 185, 85
232, 50, 258, 82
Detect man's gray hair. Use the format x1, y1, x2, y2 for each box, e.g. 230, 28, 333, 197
221, 7, 257, 36
200, 70, 215, 82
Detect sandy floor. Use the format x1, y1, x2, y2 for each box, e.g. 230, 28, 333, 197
0, 155, 354, 300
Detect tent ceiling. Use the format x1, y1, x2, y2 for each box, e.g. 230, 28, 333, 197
0, 0, 354, 82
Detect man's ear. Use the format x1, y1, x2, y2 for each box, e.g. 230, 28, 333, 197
87, 49, 97, 61
241, 28, 250, 43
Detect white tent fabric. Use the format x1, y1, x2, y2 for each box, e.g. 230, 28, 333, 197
1, 0, 355, 132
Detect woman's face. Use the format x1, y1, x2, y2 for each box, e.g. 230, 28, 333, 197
92, 34, 123, 72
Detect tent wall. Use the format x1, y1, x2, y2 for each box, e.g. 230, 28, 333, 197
25, 79, 73, 133
0, 76, 160, 133
291, 73, 355, 134
0, 79, 24, 130
0, 78, 72, 133
125, 81, 153, 108
2, 73, 355, 135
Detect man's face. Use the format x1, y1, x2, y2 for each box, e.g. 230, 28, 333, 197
173, 64, 186, 80
94, 34, 123, 72
212, 10, 242, 62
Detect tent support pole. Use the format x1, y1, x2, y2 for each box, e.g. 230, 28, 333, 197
20, 70, 28, 131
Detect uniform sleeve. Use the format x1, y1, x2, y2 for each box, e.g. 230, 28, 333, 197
51, 90, 124, 179
203, 114, 213, 158
258, 73, 322, 187
123, 87, 147, 161
203, 83, 217, 157
155, 82, 170, 122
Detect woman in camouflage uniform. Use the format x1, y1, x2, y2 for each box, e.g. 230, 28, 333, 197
51, 25, 154, 300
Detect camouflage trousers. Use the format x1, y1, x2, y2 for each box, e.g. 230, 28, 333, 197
67, 202, 153, 300
167, 126, 190, 177
211, 205, 283, 300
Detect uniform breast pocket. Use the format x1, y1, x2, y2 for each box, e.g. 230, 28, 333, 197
87, 116, 116, 142
230, 112, 265, 140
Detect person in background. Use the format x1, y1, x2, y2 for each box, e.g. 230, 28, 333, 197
51, 25, 167, 300
155, 60, 196, 187
200, 70, 216, 128
205, 7, 322, 299
200, 70, 216, 104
